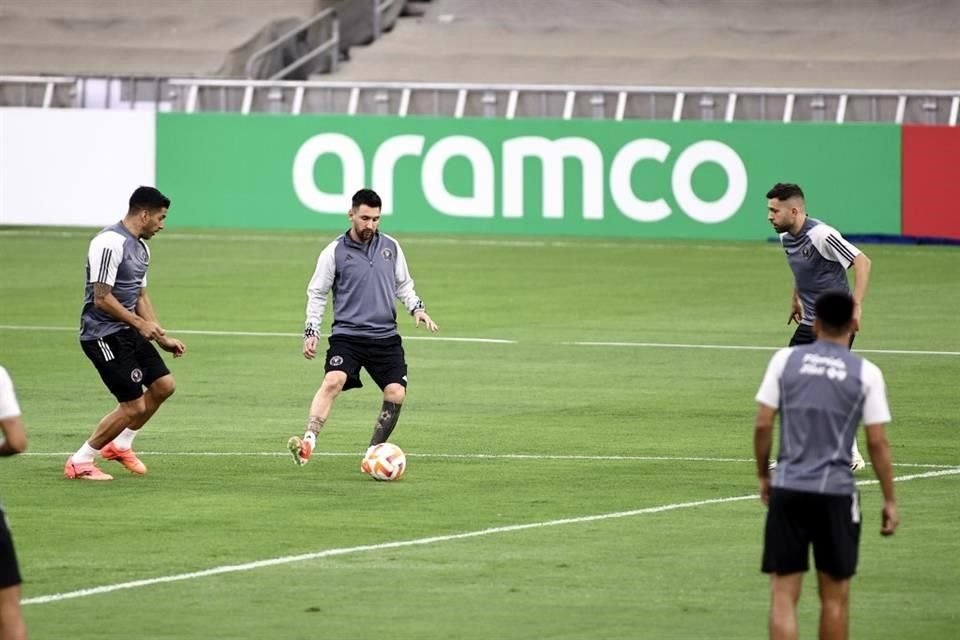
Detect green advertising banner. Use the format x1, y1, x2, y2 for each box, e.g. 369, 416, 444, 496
156, 113, 900, 239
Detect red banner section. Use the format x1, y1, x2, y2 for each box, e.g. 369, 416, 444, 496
902, 125, 960, 240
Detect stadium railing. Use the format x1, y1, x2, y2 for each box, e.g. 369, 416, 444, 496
1, 75, 958, 126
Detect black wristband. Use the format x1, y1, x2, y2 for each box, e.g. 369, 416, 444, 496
304, 327, 318, 338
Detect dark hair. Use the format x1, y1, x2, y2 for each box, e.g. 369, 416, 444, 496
814, 290, 855, 333
352, 188, 382, 210
766, 183, 805, 201
129, 186, 171, 212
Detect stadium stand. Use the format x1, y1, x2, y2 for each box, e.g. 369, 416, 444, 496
0, 0, 406, 79
332, 0, 960, 89
0, 0, 957, 123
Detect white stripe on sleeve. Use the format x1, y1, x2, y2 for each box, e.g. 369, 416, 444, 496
88, 231, 126, 286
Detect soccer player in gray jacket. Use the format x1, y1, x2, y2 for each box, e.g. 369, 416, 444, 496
288, 189, 438, 469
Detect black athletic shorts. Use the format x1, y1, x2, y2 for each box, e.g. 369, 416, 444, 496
0, 508, 22, 589
80, 328, 170, 403
324, 334, 407, 391
789, 324, 856, 349
762, 487, 862, 580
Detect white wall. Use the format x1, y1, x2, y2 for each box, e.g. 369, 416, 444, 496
0, 108, 155, 226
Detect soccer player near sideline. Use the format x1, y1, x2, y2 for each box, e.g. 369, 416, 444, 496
64, 187, 186, 481
767, 182, 871, 471
288, 188, 439, 468
0, 366, 29, 640
754, 290, 898, 640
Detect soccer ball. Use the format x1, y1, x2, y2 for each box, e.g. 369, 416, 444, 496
361, 443, 407, 481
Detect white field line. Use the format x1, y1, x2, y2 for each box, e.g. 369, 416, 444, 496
2, 325, 957, 355
2, 228, 955, 257
19, 451, 958, 469
0, 228, 761, 252
0, 325, 515, 344
22, 466, 960, 606
566, 341, 960, 357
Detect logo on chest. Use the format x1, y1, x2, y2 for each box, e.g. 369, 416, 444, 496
381, 248, 393, 261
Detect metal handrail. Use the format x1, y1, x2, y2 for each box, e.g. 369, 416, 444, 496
244, 7, 338, 79
4, 75, 959, 125
166, 78, 960, 98
0, 75, 76, 83
267, 20, 339, 81
373, 0, 396, 39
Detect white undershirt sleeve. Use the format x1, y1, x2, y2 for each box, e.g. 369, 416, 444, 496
393, 241, 423, 314
755, 348, 793, 409
0, 366, 22, 420
861, 359, 892, 426
305, 241, 337, 333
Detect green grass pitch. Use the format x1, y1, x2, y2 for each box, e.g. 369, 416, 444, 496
1, 227, 958, 639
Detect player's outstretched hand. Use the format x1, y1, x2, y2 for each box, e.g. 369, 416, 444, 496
158, 336, 186, 358
414, 310, 439, 333
880, 501, 899, 536
303, 335, 319, 360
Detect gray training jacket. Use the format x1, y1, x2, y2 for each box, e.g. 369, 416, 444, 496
305, 231, 424, 339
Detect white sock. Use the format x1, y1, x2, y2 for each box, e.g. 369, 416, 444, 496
303, 431, 316, 448
112, 428, 139, 451
71, 441, 100, 464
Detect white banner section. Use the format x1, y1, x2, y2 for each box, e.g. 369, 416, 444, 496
0, 108, 155, 226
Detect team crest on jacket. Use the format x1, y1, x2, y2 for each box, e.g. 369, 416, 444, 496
381, 248, 393, 260
801, 245, 813, 258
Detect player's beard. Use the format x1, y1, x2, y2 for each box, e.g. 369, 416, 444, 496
360, 229, 374, 241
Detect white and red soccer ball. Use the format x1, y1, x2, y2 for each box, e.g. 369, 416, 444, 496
361, 442, 406, 481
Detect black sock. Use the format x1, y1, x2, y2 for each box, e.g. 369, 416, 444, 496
369, 401, 402, 446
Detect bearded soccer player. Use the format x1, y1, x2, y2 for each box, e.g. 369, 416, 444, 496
766, 182, 872, 471
65, 186, 186, 481
288, 188, 438, 470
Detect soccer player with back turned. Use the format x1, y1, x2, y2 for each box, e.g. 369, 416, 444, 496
754, 290, 898, 640
288, 188, 439, 469
767, 183, 872, 471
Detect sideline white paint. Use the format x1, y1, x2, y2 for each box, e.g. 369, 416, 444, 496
1, 325, 956, 355
20, 451, 959, 469
22, 467, 960, 606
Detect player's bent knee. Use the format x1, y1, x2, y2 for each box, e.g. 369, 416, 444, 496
150, 375, 176, 400
321, 372, 347, 395
120, 396, 149, 422
383, 383, 406, 404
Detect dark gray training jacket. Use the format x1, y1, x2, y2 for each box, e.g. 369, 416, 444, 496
305, 231, 424, 338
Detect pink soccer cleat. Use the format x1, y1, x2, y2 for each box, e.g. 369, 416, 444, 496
101, 442, 147, 475
288, 436, 313, 466
64, 458, 114, 481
